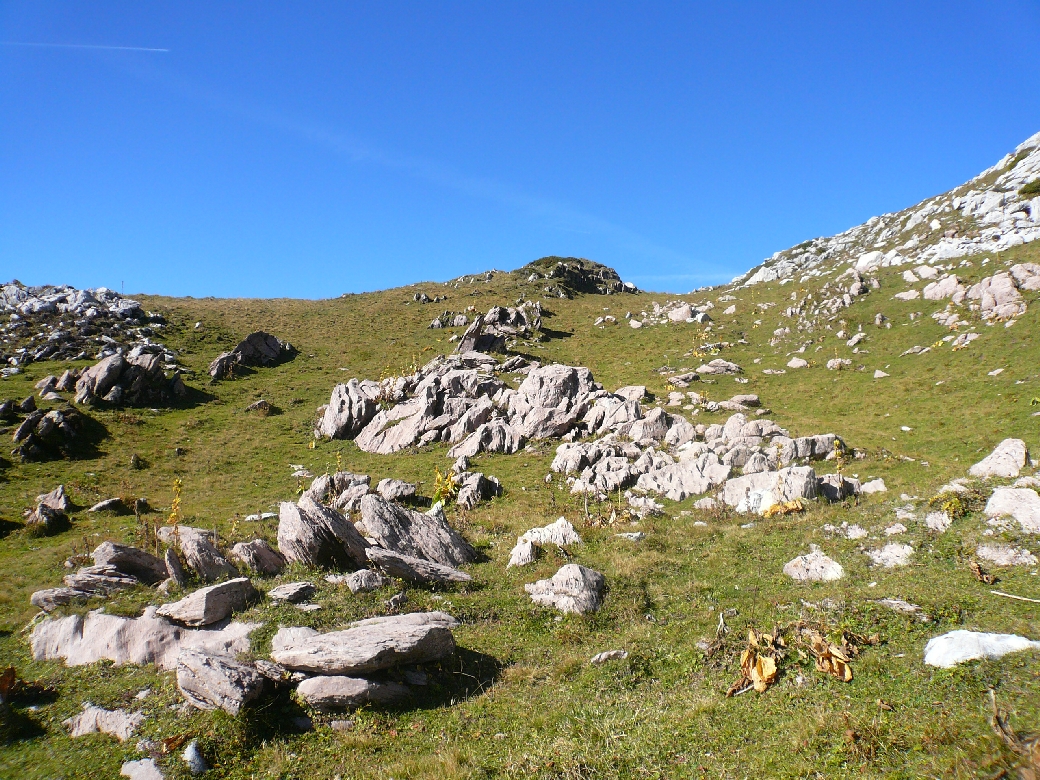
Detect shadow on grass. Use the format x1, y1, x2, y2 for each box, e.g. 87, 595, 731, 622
539, 327, 573, 341
0, 519, 22, 540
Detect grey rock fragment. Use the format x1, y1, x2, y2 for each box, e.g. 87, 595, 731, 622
524, 564, 605, 615
230, 539, 286, 575
365, 548, 472, 584
296, 676, 411, 712
176, 647, 266, 715
270, 612, 457, 674
156, 578, 258, 627
92, 541, 168, 584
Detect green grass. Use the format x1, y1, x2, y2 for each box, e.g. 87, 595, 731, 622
2, 248, 1040, 778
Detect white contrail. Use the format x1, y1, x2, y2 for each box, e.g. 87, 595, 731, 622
0, 41, 169, 53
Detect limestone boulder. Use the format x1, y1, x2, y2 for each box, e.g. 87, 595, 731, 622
524, 564, 605, 615
969, 438, 1028, 479
92, 541, 168, 585
176, 647, 266, 715
230, 539, 286, 575
277, 495, 369, 569
365, 548, 472, 584
270, 612, 457, 674
985, 487, 1040, 532
156, 578, 258, 627
360, 494, 475, 568
296, 676, 411, 712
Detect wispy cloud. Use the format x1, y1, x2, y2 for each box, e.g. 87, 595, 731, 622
1, 41, 168, 53
117, 61, 691, 268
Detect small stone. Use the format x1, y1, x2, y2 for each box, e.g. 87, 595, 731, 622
783, 546, 843, 581
590, 650, 628, 665
182, 740, 208, 775
267, 581, 317, 603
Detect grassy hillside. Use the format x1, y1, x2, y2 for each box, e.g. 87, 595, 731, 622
2, 245, 1040, 778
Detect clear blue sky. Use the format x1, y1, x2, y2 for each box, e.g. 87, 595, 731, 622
2, 2, 1039, 298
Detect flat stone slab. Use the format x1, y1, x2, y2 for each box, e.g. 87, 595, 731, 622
156, 578, 257, 627
296, 676, 410, 712
267, 581, 316, 603
924, 630, 1040, 668
31, 607, 259, 670
365, 547, 472, 584
270, 611, 457, 675
64, 703, 145, 741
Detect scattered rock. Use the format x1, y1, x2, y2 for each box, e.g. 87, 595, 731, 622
867, 543, 914, 568
969, 438, 1028, 478
270, 612, 457, 675
277, 495, 370, 570
783, 546, 844, 581
976, 544, 1039, 567
156, 578, 258, 627
268, 581, 317, 603
296, 676, 411, 712
121, 758, 165, 780
208, 331, 294, 379
92, 541, 168, 585
985, 487, 1040, 532
31, 607, 258, 669
230, 539, 286, 575
176, 647, 266, 715
924, 630, 1040, 668
178, 527, 238, 582
365, 548, 472, 584
182, 740, 209, 775
507, 517, 581, 567
524, 564, 605, 615
360, 494, 475, 568
376, 478, 417, 502
860, 478, 887, 494
64, 703, 145, 741
590, 650, 628, 665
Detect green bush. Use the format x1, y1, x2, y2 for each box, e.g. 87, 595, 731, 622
1019, 178, 1040, 197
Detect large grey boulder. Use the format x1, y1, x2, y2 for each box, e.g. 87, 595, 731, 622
376, 478, 417, 502
455, 471, 502, 510
270, 611, 457, 674
296, 676, 410, 712
365, 547, 472, 584
524, 564, 605, 615
208, 331, 293, 379
63, 565, 139, 595
315, 379, 379, 440
37, 484, 72, 513
722, 466, 818, 513
447, 419, 525, 458
230, 539, 286, 575
64, 703, 145, 741
31, 607, 259, 670
277, 495, 369, 569
984, 487, 1040, 532
75, 354, 127, 403
92, 541, 168, 584
969, 438, 1029, 479
179, 528, 238, 582
157, 578, 258, 627
509, 364, 596, 439
360, 494, 475, 567
636, 454, 731, 501
176, 647, 266, 715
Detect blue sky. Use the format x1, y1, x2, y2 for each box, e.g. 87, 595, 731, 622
2, 2, 1039, 298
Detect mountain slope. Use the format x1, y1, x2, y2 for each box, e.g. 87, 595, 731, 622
735, 130, 1040, 286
